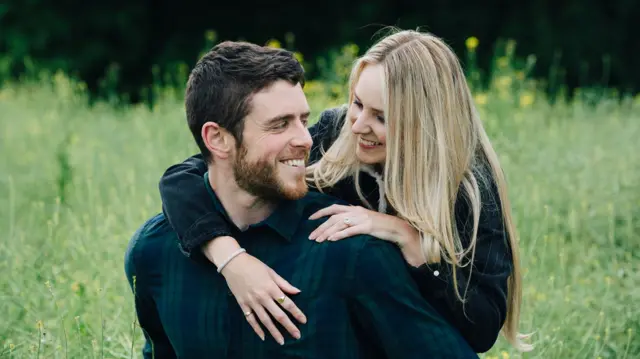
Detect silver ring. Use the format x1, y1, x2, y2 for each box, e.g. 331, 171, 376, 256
244, 310, 253, 317
343, 217, 352, 226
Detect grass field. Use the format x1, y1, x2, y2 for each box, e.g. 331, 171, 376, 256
1, 44, 639, 358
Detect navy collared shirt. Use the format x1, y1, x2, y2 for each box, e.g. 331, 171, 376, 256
125, 172, 477, 358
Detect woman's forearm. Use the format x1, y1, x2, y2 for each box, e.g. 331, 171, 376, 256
202, 236, 244, 268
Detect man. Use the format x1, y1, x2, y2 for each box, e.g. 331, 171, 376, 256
124, 41, 477, 358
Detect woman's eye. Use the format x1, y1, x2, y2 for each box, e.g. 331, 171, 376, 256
377, 115, 385, 123
353, 99, 363, 109
274, 121, 287, 129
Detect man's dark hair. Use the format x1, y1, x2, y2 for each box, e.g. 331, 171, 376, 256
185, 41, 305, 163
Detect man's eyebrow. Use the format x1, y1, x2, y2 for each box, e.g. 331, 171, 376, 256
265, 111, 311, 125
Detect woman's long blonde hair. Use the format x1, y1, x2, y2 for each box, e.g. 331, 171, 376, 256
306, 29, 531, 351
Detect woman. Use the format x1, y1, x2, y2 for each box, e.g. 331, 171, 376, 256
158, 29, 531, 353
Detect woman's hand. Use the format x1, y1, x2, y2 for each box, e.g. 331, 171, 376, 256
308, 205, 380, 242
307, 204, 405, 243
204, 238, 307, 345
307, 204, 427, 267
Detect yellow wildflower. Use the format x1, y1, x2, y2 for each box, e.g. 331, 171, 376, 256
501, 351, 510, 359
71, 282, 80, 293
497, 57, 509, 68
474, 93, 488, 106
496, 76, 512, 89
266, 39, 282, 49
293, 51, 304, 64
465, 37, 479, 51
205, 30, 217, 43
519, 93, 534, 107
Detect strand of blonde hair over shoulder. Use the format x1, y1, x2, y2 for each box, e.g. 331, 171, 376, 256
306, 28, 532, 351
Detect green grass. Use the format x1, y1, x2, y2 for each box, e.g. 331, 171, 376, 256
1, 55, 639, 358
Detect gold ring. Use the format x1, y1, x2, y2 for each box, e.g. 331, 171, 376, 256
276, 296, 286, 304
244, 310, 253, 317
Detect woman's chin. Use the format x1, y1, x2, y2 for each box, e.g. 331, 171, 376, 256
355, 149, 385, 166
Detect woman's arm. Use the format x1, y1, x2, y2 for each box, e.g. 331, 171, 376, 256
158, 153, 230, 257
308, 106, 347, 164
158, 106, 347, 254
156, 106, 347, 341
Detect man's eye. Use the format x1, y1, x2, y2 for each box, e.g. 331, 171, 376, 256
274, 121, 288, 129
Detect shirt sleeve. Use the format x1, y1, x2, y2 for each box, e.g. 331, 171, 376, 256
158, 153, 234, 257
308, 106, 348, 164
406, 169, 513, 353
348, 237, 478, 359
124, 227, 177, 359
158, 106, 348, 257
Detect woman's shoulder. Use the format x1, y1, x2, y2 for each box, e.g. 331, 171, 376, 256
308, 105, 349, 163
318, 105, 348, 123
312, 105, 348, 136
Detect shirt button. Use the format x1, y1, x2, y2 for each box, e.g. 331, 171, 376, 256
433, 270, 440, 277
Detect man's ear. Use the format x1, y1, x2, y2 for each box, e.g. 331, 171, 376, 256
202, 122, 234, 159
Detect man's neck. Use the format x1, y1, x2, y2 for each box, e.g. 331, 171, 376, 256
208, 166, 276, 231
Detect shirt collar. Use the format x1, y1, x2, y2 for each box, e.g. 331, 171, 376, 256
203, 172, 303, 242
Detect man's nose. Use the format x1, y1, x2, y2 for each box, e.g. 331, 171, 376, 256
291, 120, 313, 149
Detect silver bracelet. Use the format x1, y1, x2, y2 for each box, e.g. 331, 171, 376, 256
216, 248, 247, 273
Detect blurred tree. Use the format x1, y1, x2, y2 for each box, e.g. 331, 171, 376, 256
0, 0, 637, 102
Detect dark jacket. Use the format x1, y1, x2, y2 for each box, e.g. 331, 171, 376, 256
158, 106, 515, 353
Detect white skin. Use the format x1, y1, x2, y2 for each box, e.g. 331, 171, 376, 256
206, 65, 425, 343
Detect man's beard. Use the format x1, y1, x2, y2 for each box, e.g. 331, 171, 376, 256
232, 143, 309, 201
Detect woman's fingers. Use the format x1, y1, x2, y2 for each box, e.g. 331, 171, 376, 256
253, 301, 286, 345
327, 223, 367, 241
270, 271, 306, 324
308, 214, 343, 240
260, 294, 302, 341
315, 215, 356, 242
239, 302, 265, 341
308, 204, 349, 220
271, 270, 301, 295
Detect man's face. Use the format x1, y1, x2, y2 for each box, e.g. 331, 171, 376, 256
232, 80, 312, 201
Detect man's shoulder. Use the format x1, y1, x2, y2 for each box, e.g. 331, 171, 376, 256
124, 213, 177, 275
299, 190, 349, 214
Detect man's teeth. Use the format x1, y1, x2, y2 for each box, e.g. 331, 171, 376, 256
282, 159, 305, 167
359, 138, 381, 146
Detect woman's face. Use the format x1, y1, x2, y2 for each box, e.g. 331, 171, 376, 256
348, 64, 387, 166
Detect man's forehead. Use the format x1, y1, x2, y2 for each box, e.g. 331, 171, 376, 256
248, 83, 309, 123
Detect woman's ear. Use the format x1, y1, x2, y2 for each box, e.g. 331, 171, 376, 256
202, 122, 234, 159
